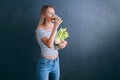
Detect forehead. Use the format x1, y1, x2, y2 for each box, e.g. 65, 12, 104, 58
45, 7, 55, 13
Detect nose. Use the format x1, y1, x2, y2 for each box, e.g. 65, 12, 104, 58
52, 14, 55, 17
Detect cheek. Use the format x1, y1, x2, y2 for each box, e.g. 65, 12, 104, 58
45, 13, 52, 18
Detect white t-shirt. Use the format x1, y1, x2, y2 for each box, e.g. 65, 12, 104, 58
36, 28, 58, 56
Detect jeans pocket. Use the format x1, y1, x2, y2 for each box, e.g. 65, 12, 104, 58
39, 57, 49, 64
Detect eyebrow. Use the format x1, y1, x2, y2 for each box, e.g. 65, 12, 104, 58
48, 11, 55, 14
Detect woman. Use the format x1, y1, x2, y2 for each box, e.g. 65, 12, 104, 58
35, 4, 67, 80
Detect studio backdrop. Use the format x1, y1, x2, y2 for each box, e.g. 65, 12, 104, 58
0, 0, 120, 80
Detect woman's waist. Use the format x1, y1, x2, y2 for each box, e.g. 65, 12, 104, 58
41, 48, 58, 53
40, 52, 58, 59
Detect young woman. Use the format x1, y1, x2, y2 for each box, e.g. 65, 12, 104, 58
35, 4, 68, 80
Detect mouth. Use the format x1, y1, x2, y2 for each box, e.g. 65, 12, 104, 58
51, 17, 55, 23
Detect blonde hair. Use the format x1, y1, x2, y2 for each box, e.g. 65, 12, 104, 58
39, 4, 54, 25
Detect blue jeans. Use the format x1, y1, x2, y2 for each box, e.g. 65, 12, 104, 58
36, 56, 60, 80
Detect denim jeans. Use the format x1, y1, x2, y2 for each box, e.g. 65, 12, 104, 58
36, 56, 60, 80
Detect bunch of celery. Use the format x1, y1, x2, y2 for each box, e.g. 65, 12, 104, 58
55, 28, 69, 46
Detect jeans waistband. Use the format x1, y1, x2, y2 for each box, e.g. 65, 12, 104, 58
40, 53, 58, 60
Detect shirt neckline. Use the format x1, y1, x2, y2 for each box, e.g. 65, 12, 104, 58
36, 28, 52, 32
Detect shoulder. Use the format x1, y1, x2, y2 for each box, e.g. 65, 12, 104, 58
35, 24, 48, 35
36, 24, 44, 31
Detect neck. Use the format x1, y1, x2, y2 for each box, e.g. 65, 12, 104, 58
45, 21, 52, 28
46, 21, 51, 25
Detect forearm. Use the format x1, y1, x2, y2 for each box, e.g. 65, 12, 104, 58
47, 26, 58, 48
45, 15, 62, 48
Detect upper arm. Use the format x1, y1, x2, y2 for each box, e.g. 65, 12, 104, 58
41, 37, 49, 46
36, 29, 50, 48
36, 29, 47, 40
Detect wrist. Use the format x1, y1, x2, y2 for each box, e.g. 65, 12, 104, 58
54, 24, 59, 28
53, 26, 58, 31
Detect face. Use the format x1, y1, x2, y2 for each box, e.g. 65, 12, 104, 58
44, 7, 55, 21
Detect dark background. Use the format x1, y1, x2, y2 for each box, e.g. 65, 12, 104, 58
0, 0, 120, 80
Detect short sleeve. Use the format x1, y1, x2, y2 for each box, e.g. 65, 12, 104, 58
36, 29, 47, 41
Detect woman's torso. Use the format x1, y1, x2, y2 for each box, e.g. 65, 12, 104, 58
36, 26, 58, 59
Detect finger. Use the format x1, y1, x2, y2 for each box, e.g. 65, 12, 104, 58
59, 45, 64, 49
58, 19, 62, 24
55, 17, 60, 22
58, 17, 62, 22
57, 17, 61, 21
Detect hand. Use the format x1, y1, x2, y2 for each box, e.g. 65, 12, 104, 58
54, 15, 63, 29
58, 40, 68, 49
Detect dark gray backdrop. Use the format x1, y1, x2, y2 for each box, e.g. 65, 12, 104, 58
0, 0, 120, 80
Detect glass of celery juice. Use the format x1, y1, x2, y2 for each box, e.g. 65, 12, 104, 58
51, 15, 63, 23
51, 15, 57, 23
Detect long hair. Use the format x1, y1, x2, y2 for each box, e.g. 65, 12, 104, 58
39, 4, 54, 25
